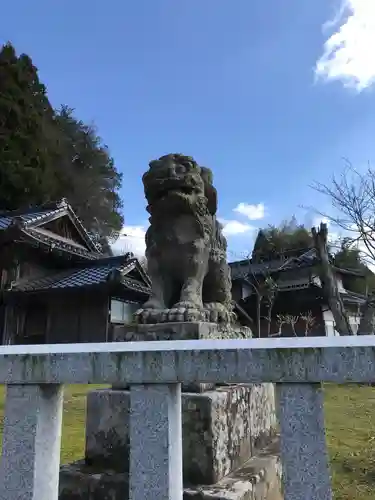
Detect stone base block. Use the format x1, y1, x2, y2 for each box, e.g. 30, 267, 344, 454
112, 322, 252, 392
113, 321, 252, 343
59, 440, 281, 500
85, 389, 130, 473
85, 384, 276, 485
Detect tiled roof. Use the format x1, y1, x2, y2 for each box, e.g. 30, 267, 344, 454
0, 207, 64, 230
230, 248, 319, 279
0, 199, 100, 254
8, 255, 151, 295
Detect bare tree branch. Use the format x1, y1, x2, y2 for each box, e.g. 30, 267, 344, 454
309, 161, 375, 264
309, 163, 375, 334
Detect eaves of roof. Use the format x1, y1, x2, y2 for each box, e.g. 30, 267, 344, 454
19, 227, 100, 261
3, 254, 151, 297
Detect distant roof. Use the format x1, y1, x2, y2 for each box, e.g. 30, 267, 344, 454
332, 266, 367, 278
0, 198, 102, 260
5, 254, 150, 296
230, 248, 366, 280
230, 248, 319, 279
341, 290, 367, 306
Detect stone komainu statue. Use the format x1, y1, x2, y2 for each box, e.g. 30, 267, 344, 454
135, 153, 234, 324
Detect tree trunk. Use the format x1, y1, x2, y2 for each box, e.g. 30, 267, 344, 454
312, 223, 354, 336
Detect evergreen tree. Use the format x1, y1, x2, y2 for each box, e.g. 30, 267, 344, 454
0, 43, 124, 237
0, 42, 59, 209
53, 105, 124, 236
252, 218, 313, 261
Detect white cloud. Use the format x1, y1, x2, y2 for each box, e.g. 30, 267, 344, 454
315, 0, 375, 92
220, 219, 254, 236
111, 216, 255, 256
111, 225, 147, 256
233, 202, 265, 220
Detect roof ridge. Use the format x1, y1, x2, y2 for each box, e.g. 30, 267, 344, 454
0, 198, 71, 217
0, 205, 59, 217
77, 253, 134, 268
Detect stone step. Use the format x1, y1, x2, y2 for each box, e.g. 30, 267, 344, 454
59, 439, 281, 500
184, 439, 282, 500
59, 462, 127, 500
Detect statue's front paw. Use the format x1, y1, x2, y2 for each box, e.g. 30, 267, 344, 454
134, 308, 151, 324
167, 302, 205, 322
204, 303, 232, 324
134, 308, 165, 324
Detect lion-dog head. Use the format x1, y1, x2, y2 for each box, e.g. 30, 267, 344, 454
143, 153, 217, 217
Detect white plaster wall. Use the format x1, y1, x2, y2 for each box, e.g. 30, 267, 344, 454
312, 275, 345, 292
241, 283, 252, 299
311, 275, 321, 287
322, 308, 359, 336
335, 276, 346, 293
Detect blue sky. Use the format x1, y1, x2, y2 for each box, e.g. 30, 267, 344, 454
2, 0, 375, 259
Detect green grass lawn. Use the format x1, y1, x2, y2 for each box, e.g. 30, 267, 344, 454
0, 384, 108, 464
324, 384, 375, 499
0, 384, 374, 498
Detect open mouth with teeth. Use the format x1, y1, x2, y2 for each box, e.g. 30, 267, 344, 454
157, 185, 194, 198
149, 180, 197, 203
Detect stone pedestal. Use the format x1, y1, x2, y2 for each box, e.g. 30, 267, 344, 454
112, 321, 252, 342
59, 322, 281, 499
85, 384, 277, 485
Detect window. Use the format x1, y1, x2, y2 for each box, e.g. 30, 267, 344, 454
110, 300, 137, 324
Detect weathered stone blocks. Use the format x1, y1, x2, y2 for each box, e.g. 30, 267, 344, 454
113, 321, 251, 342
85, 389, 130, 472
85, 383, 276, 485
